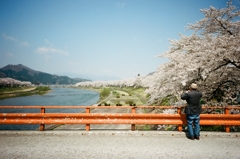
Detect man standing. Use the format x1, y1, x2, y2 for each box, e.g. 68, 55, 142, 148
181, 83, 202, 140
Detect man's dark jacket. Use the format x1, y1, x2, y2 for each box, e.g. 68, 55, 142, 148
181, 90, 202, 114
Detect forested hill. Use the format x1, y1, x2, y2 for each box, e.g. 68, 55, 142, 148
0, 64, 90, 85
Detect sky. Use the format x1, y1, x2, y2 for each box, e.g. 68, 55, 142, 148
0, 0, 238, 81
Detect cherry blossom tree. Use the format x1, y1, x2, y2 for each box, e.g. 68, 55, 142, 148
146, 1, 240, 105
0, 78, 32, 87
75, 78, 137, 88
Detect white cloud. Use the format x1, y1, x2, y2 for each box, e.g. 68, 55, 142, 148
37, 39, 68, 56
44, 39, 54, 46
115, 2, 125, 8
2, 33, 17, 42
21, 41, 30, 47
36, 47, 68, 55
6, 53, 14, 57
2, 33, 30, 47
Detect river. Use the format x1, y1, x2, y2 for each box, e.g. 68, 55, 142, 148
0, 87, 100, 130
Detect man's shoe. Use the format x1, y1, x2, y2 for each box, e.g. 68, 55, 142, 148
187, 136, 195, 140
195, 136, 200, 140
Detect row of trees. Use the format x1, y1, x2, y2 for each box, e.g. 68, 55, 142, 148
75, 78, 138, 88
76, 1, 240, 105
0, 78, 32, 87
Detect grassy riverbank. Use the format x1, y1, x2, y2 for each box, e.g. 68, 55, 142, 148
78, 86, 150, 106
0, 86, 51, 100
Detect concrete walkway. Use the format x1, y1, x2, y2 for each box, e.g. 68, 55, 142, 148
1, 131, 240, 159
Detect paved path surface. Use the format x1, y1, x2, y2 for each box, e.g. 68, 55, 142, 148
1, 131, 240, 159
1, 87, 37, 94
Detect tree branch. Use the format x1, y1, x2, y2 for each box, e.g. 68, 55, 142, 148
210, 61, 229, 73
214, 18, 233, 35
210, 59, 240, 73
218, 80, 235, 88
224, 59, 240, 69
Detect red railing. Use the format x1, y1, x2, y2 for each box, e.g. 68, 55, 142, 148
0, 106, 240, 132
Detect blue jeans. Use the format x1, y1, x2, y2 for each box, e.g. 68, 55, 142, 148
187, 114, 200, 137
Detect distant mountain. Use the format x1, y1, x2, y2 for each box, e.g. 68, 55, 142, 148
0, 64, 91, 85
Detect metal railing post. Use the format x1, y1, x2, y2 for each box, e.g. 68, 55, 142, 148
39, 108, 45, 131
131, 107, 136, 131
225, 107, 230, 132
177, 107, 183, 132
86, 108, 90, 131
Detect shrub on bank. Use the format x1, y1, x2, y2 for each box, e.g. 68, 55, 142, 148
104, 102, 110, 106
100, 88, 111, 98
125, 100, 136, 106
36, 86, 51, 91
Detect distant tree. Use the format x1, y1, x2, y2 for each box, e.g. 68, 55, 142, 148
0, 78, 32, 87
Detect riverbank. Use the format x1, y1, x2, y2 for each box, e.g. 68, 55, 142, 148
0, 86, 51, 100
77, 86, 150, 106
